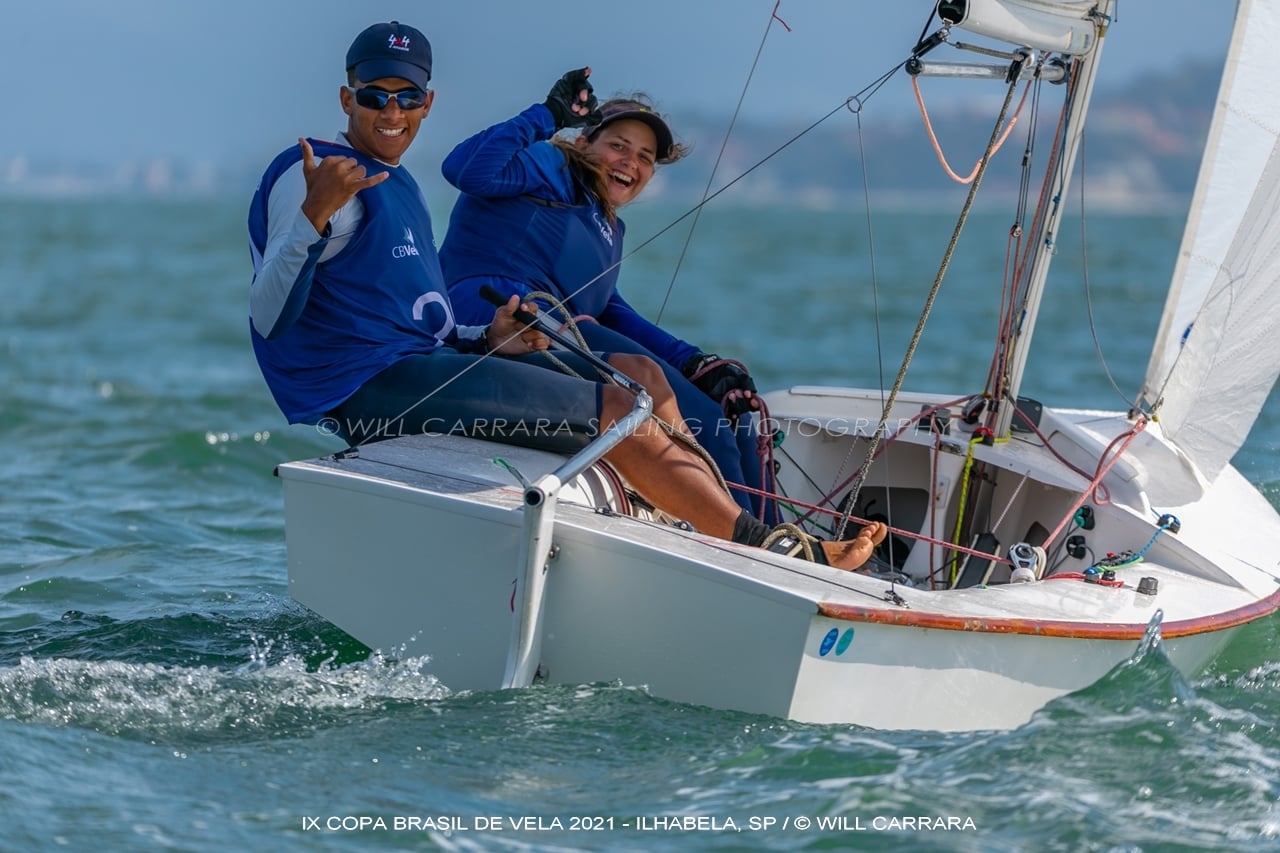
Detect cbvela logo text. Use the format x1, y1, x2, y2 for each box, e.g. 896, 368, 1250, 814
393, 226, 420, 258
592, 211, 614, 246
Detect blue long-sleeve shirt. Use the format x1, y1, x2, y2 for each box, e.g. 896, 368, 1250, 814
440, 104, 698, 370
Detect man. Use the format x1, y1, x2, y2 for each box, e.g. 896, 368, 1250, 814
247, 21, 883, 570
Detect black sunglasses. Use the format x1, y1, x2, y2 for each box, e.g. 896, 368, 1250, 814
346, 86, 429, 111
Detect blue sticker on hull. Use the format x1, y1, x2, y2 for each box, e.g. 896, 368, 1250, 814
819, 628, 839, 656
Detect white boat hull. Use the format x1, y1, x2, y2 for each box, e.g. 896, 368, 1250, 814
278, 387, 1280, 731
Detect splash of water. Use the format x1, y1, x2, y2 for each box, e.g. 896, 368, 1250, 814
0, 651, 451, 741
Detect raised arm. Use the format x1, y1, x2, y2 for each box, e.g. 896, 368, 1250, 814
250, 138, 387, 339
441, 67, 600, 198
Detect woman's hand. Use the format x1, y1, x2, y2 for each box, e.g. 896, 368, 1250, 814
544, 67, 601, 129
683, 353, 760, 420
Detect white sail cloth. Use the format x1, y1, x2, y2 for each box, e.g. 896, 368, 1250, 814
1140, 0, 1280, 483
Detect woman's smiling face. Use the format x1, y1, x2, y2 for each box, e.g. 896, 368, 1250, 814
577, 119, 658, 207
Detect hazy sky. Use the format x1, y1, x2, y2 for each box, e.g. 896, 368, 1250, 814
5, 0, 1233, 171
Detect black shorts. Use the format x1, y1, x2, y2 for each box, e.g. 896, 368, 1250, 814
330, 349, 607, 453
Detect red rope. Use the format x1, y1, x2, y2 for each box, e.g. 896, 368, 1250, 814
793, 394, 979, 525
1043, 572, 1125, 588
1044, 417, 1147, 546
770, 0, 792, 32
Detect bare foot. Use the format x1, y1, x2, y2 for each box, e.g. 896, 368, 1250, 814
821, 521, 888, 572
863, 521, 888, 547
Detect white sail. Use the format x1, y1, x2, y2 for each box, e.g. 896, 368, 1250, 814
1140, 0, 1280, 482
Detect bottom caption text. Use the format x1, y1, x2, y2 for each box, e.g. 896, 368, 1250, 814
300, 815, 978, 834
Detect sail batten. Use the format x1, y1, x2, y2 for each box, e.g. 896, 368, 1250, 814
1140, 0, 1280, 482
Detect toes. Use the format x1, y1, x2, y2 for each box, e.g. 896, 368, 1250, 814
822, 537, 875, 572
867, 521, 888, 546
854, 521, 888, 546
821, 522, 889, 572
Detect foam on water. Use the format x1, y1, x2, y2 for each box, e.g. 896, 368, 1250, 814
0, 652, 450, 740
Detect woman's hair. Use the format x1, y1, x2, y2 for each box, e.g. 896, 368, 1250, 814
552, 92, 689, 222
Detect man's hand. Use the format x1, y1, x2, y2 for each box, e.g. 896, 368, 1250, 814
298, 137, 389, 236
488, 295, 549, 355
544, 67, 601, 129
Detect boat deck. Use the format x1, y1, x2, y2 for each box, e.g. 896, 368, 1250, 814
277, 433, 1278, 637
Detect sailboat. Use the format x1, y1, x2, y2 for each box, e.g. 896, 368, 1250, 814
273, 0, 1280, 731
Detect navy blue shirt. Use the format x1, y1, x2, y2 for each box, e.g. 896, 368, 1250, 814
249, 139, 456, 423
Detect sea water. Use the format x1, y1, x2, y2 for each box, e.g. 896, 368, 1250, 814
2, 194, 1278, 851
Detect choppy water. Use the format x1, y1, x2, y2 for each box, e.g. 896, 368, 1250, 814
3, 194, 1278, 851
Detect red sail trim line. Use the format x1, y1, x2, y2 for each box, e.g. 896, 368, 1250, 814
816, 586, 1280, 640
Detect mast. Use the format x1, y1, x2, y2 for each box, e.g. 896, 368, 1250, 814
990, 1, 1114, 436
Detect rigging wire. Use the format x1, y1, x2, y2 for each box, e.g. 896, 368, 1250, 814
990, 64, 1075, 419
1077, 134, 1141, 410
334, 12, 917, 465
825, 93, 946, 595
986, 67, 1045, 403
654, 0, 788, 325
338, 91, 883, 452
914, 7, 940, 48
522, 288, 732, 494
815, 10, 949, 533
834, 69, 1025, 540
827, 96, 896, 555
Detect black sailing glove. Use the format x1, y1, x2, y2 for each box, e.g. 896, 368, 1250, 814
543, 67, 601, 129
682, 353, 759, 420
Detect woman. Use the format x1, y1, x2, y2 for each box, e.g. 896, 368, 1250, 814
440, 68, 775, 520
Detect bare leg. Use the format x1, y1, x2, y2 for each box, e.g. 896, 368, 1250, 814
598, 356, 738, 539
597, 355, 876, 571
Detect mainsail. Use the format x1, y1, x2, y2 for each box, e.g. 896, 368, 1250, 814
1139, 0, 1280, 482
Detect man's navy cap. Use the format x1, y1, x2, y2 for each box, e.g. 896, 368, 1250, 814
346, 21, 432, 90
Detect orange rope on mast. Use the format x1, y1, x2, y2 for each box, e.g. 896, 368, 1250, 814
913, 76, 1031, 184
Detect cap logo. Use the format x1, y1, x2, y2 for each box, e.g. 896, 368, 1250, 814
388, 35, 411, 51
